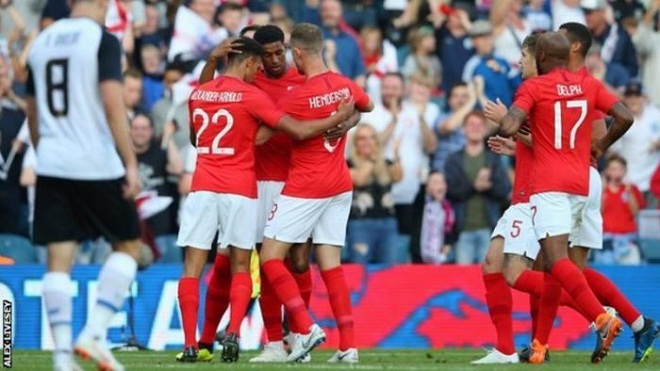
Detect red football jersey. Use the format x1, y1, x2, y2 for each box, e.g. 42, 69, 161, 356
252, 68, 306, 181
512, 138, 534, 204
512, 68, 619, 196
278, 71, 371, 198
189, 76, 286, 198
602, 184, 645, 234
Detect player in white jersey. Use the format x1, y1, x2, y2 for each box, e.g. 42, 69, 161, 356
26, 1, 141, 370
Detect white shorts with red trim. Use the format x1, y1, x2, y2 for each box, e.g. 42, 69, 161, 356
569, 167, 603, 250
177, 191, 257, 251
530, 191, 587, 243
491, 202, 540, 260
263, 191, 352, 246
256, 181, 285, 244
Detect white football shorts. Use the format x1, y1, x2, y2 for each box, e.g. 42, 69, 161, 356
569, 167, 603, 250
491, 202, 540, 260
256, 181, 285, 244
264, 191, 352, 247
530, 191, 587, 243
177, 191, 257, 251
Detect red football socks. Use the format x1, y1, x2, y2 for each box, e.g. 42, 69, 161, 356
583, 267, 640, 326
513, 270, 589, 321
178, 277, 200, 348
535, 273, 561, 344
262, 259, 313, 334
226, 272, 252, 335
293, 269, 313, 309
321, 267, 354, 351
529, 294, 539, 340
551, 258, 603, 321
483, 273, 515, 355
199, 255, 231, 344
259, 268, 284, 342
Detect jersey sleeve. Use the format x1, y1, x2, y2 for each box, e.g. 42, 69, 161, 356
511, 79, 536, 114
348, 79, 371, 111
26, 65, 35, 96
97, 30, 123, 83
592, 79, 620, 114
249, 89, 286, 128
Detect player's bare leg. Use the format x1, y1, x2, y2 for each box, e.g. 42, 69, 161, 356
472, 237, 519, 364
74, 239, 141, 371
219, 246, 254, 363
261, 238, 326, 362
531, 235, 621, 364
175, 247, 210, 362
570, 246, 660, 363
315, 244, 359, 364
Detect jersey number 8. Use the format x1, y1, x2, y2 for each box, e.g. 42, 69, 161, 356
46, 59, 69, 117
192, 108, 235, 155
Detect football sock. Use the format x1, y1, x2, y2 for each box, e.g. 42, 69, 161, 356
530, 294, 540, 340
535, 273, 561, 345
483, 273, 515, 355
262, 259, 313, 334
85, 252, 137, 338
551, 258, 604, 321
513, 270, 589, 320
227, 272, 252, 335
178, 277, 200, 348
583, 267, 642, 330
293, 269, 313, 309
259, 268, 284, 341
43, 272, 73, 354
199, 255, 231, 344
321, 267, 355, 351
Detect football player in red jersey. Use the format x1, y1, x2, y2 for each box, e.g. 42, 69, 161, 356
495, 32, 634, 363
260, 23, 374, 363
175, 36, 356, 363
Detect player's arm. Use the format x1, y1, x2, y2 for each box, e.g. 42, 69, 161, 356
25, 63, 39, 147
497, 106, 528, 137
276, 99, 356, 141
199, 38, 243, 84
484, 99, 530, 143
255, 125, 275, 146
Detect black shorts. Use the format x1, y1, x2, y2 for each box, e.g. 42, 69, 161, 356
33, 176, 140, 245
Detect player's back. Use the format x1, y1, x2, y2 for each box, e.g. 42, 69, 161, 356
515, 68, 611, 196
27, 18, 124, 180
279, 71, 370, 199
189, 76, 283, 198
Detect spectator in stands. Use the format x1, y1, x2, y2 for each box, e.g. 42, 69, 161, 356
217, 3, 246, 37
611, 83, 660, 199
361, 72, 436, 260
401, 26, 442, 91
585, 43, 630, 96
462, 20, 518, 107
445, 111, 511, 265
524, 0, 552, 32
551, 0, 585, 31
150, 62, 190, 151
609, 0, 646, 23
596, 155, 645, 265
123, 69, 144, 120
432, 3, 474, 94
137, 2, 167, 51
490, 0, 532, 72
432, 82, 477, 172
347, 124, 403, 264
361, 26, 399, 103
318, 0, 366, 85
624, 1, 660, 107
140, 44, 165, 112
583, 0, 639, 78
412, 171, 456, 264
130, 113, 183, 263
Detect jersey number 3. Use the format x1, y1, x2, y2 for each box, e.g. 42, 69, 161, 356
193, 108, 234, 155
46, 59, 69, 117
553, 100, 587, 150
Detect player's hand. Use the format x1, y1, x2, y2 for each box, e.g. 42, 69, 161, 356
209, 38, 243, 61
484, 98, 507, 125
123, 165, 142, 200
325, 111, 361, 141
487, 135, 516, 156
591, 141, 606, 162
336, 97, 355, 121
518, 122, 531, 136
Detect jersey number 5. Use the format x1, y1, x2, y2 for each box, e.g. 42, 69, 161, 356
193, 108, 234, 155
553, 99, 587, 150
46, 59, 69, 117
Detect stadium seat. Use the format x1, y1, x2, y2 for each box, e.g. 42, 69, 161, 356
638, 210, 660, 263
0, 234, 37, 263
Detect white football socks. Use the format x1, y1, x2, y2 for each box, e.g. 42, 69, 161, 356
82, 252, 137, 339
42, 272, 73, 359
631, 315, 645, 333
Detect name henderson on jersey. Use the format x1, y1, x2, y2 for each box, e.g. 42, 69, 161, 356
308, 87, 351, 109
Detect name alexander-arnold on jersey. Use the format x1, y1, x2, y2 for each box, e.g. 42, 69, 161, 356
190, 90, 243, 103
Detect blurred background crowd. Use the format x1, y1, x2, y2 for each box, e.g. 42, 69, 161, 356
1, 0, 659, 267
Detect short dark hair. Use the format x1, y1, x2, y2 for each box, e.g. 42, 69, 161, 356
240, 24, 262, 37
227, 37, 263, 65
290, 23, 324, 54
559, 22, 593, 58
522, 34, 540, 57
382, 71, 404, 82
254, 24, 285, 46
124, 68, 143, 80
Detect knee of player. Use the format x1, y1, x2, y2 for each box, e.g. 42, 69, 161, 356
481, 249, 504, 274
503, 264, 524, 286
288, 255, 310, 273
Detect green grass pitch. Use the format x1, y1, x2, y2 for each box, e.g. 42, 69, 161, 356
9, 349, 660, 370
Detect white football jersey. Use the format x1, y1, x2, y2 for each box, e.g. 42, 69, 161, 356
27, 17, 125, 180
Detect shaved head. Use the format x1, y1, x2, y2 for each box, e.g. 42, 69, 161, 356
535, 32, 570, 74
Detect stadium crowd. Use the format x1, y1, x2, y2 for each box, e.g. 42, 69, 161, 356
1, 0, 660, 266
